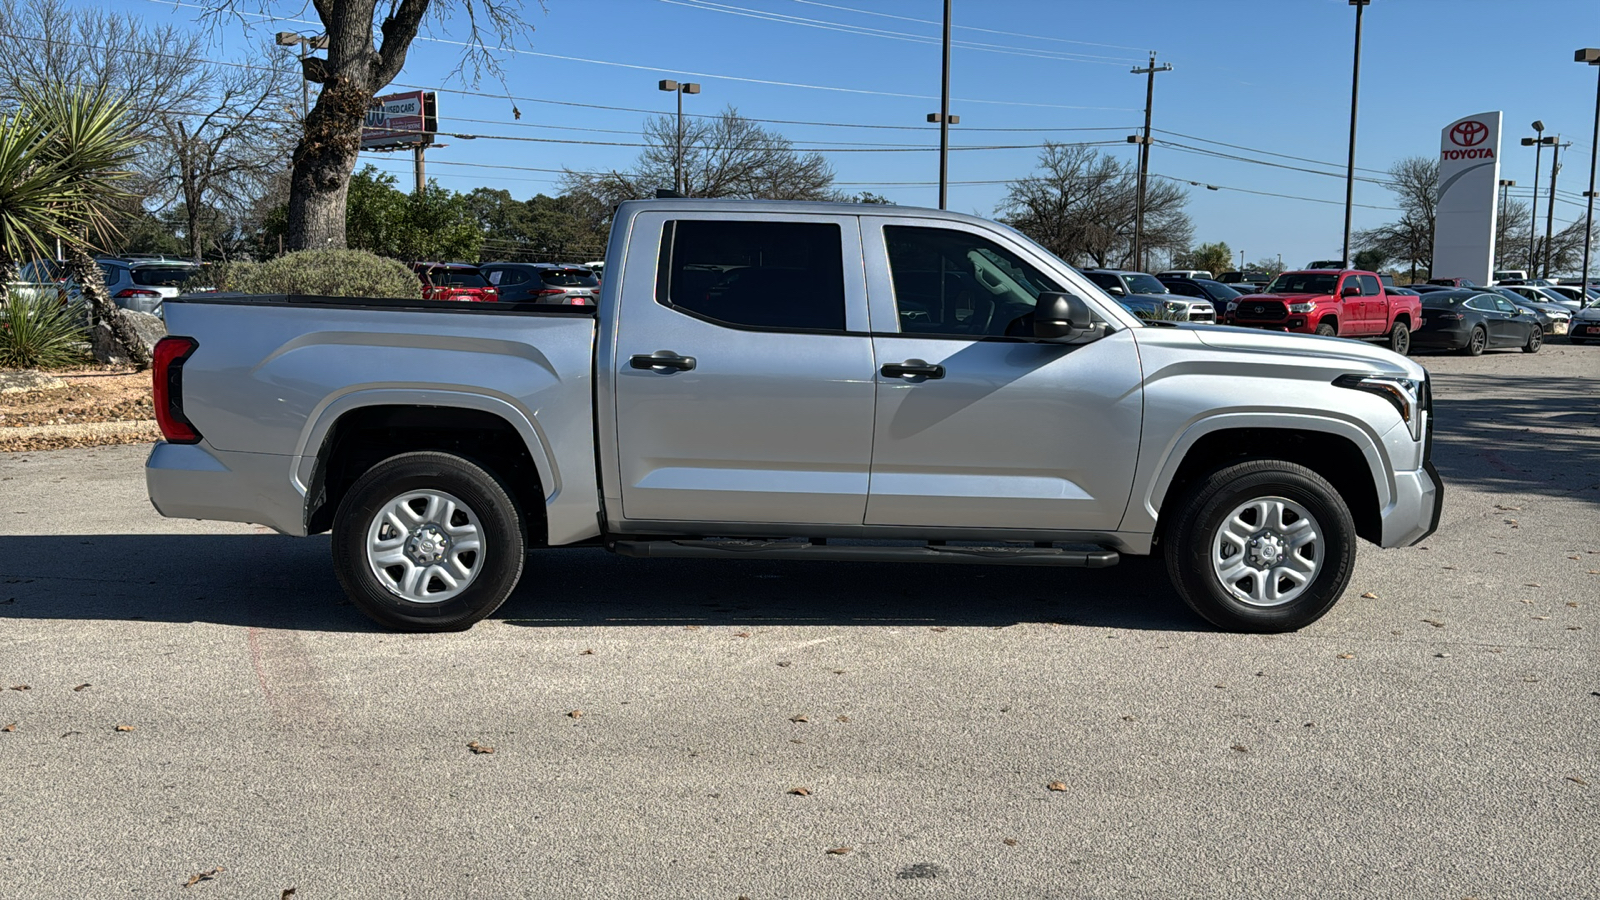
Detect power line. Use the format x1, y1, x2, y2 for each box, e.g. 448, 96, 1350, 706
660, 0, 1141, 66
1149, 173, 1400, 211
1152, 128, 1392, 177
1154, 140, 1395, 187
785, 0, 1152, 52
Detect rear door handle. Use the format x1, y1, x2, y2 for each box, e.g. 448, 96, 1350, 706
630, 351, 697, 371
881, 360, 945, 380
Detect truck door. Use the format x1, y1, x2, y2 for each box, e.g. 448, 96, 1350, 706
1357, 273, 1384, 334
859, 218, 1144, 533
609, 213, 877, 527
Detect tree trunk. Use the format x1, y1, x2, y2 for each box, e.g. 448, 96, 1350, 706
64, 246, 149, 369
285, 78, 371, 251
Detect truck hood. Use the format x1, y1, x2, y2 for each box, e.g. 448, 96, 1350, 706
1188, 323, 1425, 380
1237, 292, 1330, 302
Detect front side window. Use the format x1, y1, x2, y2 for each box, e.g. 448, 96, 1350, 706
883, 226, 1061, 337
656, 220, 845, 332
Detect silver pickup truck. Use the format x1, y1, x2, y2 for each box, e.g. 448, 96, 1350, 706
146, 199, 1441, 633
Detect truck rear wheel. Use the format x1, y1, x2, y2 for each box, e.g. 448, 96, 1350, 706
332, 451, 526, 632
1163, 460, 1356, 633
1387, 320, 1411, 355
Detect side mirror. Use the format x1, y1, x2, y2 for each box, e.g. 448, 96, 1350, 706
1034, 292, 1095, 340
1107, 285, 1126, 295
1341, 284, 1361, 297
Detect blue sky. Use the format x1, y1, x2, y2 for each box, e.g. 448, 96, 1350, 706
110, 0, 1600, 266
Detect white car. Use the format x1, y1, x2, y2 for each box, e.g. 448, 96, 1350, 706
1568, 304, 1600, 345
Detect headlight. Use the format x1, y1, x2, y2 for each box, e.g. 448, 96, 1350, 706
1164, 301, 1184, 313
1334, 373, 1424, 441
1226, 301, 1238, 313
1288, 302, 1316, 313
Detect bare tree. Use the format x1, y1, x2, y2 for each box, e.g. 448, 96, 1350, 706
1353, 156, 1438, 280
198, 0, 542, 252
637, 106, 834, 200
147, 55, 298, 261
995, 142, 1191, 269
1494, 198, 1532, 271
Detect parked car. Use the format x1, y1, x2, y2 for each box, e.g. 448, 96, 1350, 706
1498, 283, 1581, 315
1492, 269, 1528, 283
410, 263, 497, 302
1411, 290, 1542, 355
1387, 287, 1420, 296
1568, 304, 1600, 344
1406, 283, 1454, 294
1157, 275, 1243, 306
1226, 269, 1421, 355
1490, 288, 1570, 336
479, 262, 599, 305
18, 257, 197, 318
1306, 259, 1347, 269
1537, 284, 1590, 308
1080, 269, 1215, 322
146, 197, 1441, 635
1426, 277, 1479, 288
1156, 269, 1212, 280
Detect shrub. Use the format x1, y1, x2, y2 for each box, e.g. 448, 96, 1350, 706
0, 286, 89, 368
206, 249, 421, 300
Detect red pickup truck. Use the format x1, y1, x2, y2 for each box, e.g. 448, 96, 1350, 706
1226, 269, 1420, 355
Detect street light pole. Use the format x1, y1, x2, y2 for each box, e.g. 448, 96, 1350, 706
275, 32, 328, 119
1578, 48, 1600, 307
658, 80, 701, 195
1128, 52, 1171, 271
927, 1, 958, 212
1498, 179, 1515, 267
1342, 0, 1370, 269
1521, 123, 1554, 273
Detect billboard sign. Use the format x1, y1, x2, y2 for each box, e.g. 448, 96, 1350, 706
361, 90, 436, 151
1430, 111, 1502, 285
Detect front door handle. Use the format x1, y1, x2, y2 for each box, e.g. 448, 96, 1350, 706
630, 351, 697, 372
881, 360, 945, 380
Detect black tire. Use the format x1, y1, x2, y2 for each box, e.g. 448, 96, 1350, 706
1459, 326, 1487, 356
332, 451, 526, 632
1387, 320, 1411, 355
1314, 322, 1337, 338
1522, 325, 1543, 353
1162, 460, 1356, 633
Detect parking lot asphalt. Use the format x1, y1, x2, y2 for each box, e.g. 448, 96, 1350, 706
1, 343, 1597, 899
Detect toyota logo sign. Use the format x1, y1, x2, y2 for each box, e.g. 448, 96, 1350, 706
1450, 120, 1489, 147
1253, 305, 1264, 314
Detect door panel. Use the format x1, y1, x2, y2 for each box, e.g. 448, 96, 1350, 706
860, 218, 1144, 533
613, 214, 877, 526
866, 333, 1144, 531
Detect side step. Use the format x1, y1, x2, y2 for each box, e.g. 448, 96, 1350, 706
613, 539, 1119, 568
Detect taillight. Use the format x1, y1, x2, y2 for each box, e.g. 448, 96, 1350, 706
152, 336, 201, 444
535, 288, 565, 296
1434, 312, 1464, 321
116, 288, 161, 298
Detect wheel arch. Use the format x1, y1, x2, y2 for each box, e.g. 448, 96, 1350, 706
1146, 420, 1385, 546
297, 393, 553, 542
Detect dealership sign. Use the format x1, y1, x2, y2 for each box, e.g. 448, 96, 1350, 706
1431, 111, 1502, 286
361, 90, 437, 151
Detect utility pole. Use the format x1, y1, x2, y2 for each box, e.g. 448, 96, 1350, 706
1342, 0, 1370, 269
936, 0, 953, 210
1544, 139, 1569, 277
1128, 51, 1171, 272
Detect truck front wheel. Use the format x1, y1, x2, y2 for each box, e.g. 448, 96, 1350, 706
1314, 322, 1337, 338
1163, 460, 1356, 633
332, 451, 526, 632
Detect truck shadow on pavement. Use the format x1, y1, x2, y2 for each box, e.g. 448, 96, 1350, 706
1425, 371, 1600, 507
0, 535, 1203, 633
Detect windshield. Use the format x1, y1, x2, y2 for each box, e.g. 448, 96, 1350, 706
132, 266, 197, 287
1266, 272, 1338, 295
1124, 273, 1168, 295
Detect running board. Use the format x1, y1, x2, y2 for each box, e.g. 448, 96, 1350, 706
613, 539, 1120, 568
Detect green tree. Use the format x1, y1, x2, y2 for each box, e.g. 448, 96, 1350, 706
1181, 241, 1232, 277
344, 165, 481, 262
1352, 248, 1389, 273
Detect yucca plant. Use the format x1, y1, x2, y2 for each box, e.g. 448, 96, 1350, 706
0, 285, 88, 369
0, 85, 144, 366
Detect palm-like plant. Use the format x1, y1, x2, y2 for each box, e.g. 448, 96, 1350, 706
0, 85, 145, 365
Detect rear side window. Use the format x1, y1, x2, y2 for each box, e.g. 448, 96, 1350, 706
656, 220, 845, 332
1357, 275, 1382, 296
484, 268, 527, 286
540, 269, 600, 288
